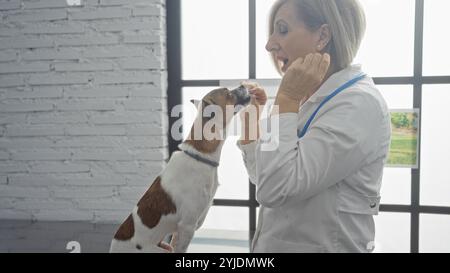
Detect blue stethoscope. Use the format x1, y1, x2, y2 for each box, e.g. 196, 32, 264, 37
298, 73, 366, 139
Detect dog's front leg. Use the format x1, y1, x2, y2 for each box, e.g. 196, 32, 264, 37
174, 226, 195, 253
195, 206, 209, 231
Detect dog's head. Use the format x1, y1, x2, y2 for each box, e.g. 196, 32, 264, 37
191, 85, 251, 113
195, 85, 251, 105
189, 85, 251, 139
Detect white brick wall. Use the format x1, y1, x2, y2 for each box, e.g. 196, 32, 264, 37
0, 0, 168, 223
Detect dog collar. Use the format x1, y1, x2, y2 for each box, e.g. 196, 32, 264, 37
182, 150, 219, 168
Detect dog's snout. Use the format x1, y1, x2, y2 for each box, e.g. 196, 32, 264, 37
231, 85, 251, 106
231, 85, 247, 96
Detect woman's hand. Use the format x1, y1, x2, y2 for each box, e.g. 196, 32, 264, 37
158, 233, 177, 253
239, 81, 267, 145
158, 241, 174, 253
241, 81, 268, 116
276, 53, 331, 110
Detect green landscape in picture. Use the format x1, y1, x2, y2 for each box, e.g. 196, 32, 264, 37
387, 112, 418, 167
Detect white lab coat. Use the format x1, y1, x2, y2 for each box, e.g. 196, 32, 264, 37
237, 65, 391, 253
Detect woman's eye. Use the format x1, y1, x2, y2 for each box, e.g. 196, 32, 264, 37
278, 25, 288, 34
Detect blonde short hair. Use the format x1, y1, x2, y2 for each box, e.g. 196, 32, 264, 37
269, 0, 366, 73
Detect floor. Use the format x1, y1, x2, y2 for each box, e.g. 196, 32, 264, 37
0, 220, 249, 253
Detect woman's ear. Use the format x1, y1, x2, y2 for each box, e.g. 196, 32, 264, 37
316, 24, 331, 52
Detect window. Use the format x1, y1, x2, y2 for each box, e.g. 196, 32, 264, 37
381, 168, 411, 205
423, 0, 450, 76
181, 0, 249, 80
420, 214, 450, 253
354, 0, 415, 77
189, 206, 249, 253
374, 212, 410, 253
420, 85, 450, 207
167, 0, 450, 253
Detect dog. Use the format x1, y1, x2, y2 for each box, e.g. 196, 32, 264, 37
109, 86, 251, 253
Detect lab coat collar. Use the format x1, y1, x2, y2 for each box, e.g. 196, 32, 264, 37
307, 64, 364, 104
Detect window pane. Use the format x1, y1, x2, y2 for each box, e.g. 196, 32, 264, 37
181, 0, 249, 80
256, 0, 280, 79
354, 0, 414, 77
217, 136, 250, 199
377, 85, 413, 109
420, 214, 450, 253
182, 87, 249, 200
420, 85, 450, 206
373, 212, 410, 253
189, 206, 249, 253
380, 168, 411, 205
423, 0, 450, 76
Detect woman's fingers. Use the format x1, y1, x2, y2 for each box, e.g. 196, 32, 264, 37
239, 82, 267, 115
249, 87, 264, 96
242, 82, 266, 103
241, 81, 259, 90
278, 53, 330, 102
158, 241, 174, 252
292, 57, 304, 66
311, 53, 322, 69
318, 53, 331, 77
303, 54, 314, 67
306, 53, 329, 83
249, 87, 267, 105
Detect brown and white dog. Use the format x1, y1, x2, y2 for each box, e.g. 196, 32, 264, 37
109, 86, 251, 253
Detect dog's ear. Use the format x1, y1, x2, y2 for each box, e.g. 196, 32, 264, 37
190, 99, 201, 109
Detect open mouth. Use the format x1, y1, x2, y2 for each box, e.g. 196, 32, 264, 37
281, 58, 289, 71
276, 55, 289, 72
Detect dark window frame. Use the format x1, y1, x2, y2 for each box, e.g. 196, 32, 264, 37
166, 0, 450, 253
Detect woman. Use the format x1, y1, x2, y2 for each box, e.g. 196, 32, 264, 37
238, 0, 391, 252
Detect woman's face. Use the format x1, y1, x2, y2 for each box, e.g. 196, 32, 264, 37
266, 1, 320, 73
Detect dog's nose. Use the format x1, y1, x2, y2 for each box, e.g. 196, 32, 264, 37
231, 85, 251, 105
231, 85, 248, 98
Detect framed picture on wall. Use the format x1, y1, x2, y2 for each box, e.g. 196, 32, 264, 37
386, 109, 420, 169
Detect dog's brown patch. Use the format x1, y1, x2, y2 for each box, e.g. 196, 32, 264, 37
137, 176, 177, 229
185, 106, 222, 154
113, 214, 134, 241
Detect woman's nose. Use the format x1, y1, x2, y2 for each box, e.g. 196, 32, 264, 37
265, 37, 279, 52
